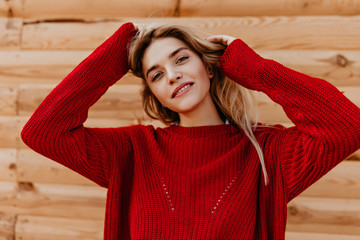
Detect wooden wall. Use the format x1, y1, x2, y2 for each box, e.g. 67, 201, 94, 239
0, 0, 360, 239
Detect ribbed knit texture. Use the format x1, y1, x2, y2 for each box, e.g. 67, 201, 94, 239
21, 23, 360, 239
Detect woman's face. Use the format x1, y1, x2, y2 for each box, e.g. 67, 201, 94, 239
142, 37, 214, 115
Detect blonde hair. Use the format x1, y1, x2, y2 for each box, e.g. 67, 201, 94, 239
128, 24, 269, 185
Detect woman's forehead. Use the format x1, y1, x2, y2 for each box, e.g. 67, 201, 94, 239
142, 37, 189, 69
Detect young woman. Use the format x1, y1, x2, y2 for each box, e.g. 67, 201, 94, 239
21, 22, 360, 239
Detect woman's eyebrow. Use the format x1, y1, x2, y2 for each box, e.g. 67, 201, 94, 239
146, 47, 188, 79
169, 47, 188, 58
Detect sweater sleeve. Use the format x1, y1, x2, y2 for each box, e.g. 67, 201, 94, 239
21, 22, 136, 188
220, 39, 360, 201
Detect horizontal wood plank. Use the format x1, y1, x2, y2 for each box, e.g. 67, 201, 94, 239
0, 116, 23, 148
21, 16, 360, 50
16, 215, 103, 240
9, 0, 177, 19
180, 0, 360, 16
18, 84, 146, 120
1, 50, 359, 86
0, 148, 17, 182
299, 161, 360, 199
0, 181, 106, 219
0, 86, 17, 115
285, 231, 360, 240
287, 196, 360, 235
348, 149, 360, 161
17, 149, 97, 186
0, 17, 22, 49
0, 1, 9, 17
16, 147, 360, 197
17, 82, 360, 123
257, 86, 360, 123
4, 193, 360, 238
0, 212, 16, 240
4, 0, 360, 19
0, 116, 143, 148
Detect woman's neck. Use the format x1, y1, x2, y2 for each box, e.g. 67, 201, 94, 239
178, 95, 224, 127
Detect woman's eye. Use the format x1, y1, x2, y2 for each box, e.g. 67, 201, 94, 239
152, 72, 162, 81
176, 56, 189, 64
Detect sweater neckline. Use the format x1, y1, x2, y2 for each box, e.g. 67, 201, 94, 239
163, 123, 241, 137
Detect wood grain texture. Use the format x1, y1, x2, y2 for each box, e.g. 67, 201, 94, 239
180, 0, 360, 16
0, 50, 94, 86
9, 0, 177, 19
300, 161, 360, 199
17, 149, 97, 186
0, 181, 106, 219
18, 84, 145, 120
0, 85, 17, 115
16, 215, 104, 240
348, 149, 360, 161
1, 50, 359, 86
0, 1, 9, 17
0, 116, 144, 149
287, 196, 360, 235
259, 50, 360, 87
16, 82, 360, 124
286, 231, 360, 240
0, 17, 22, 49
0, 116, 23, 148
3, 194, 360, 238
21, 16, 360, 50
0, 212, 16, 240
16, 146, 360, 196
0, 148, 17, 182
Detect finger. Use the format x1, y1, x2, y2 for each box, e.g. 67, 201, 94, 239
205, 35, 225, 43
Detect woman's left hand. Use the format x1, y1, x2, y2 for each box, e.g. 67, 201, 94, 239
205, 35, 236, 46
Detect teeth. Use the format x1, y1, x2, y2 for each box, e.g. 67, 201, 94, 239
176, 84, 191, 96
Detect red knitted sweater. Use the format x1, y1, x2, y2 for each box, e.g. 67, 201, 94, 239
21, 23, 360, 239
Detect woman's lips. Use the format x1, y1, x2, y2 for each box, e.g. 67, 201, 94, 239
172, 82, 194, 98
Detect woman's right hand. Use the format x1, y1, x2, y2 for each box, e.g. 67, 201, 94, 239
205, 35, 236, 47
133, 23, 147, 39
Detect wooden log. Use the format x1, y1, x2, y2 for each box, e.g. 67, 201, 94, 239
0, 17, 22, 49
180, 0, 360, 17
15, 215, 103, 240
10, 216, 360, 240
1, 49, 359, 86
1, 116, 142, 149
18, 84, 146, 120
0, 212, 16, 240
256, 86, 360, 124
0, 116, 23, 148
21, 16, 360, 50
0, 181, 106, 219
1, 116, 147, 148
285, 231, 360, 240
17, 146, 360, 197
0, 50, 142, 85
17, 82, 360, 122
287, 196, 360, 235
348, 149, 360, 161
0, 1, 9, 17
299, 161, 360, 199
0, 148, 17, 182
6, 0, 360, 19
9, 0, 177, 19
17, 149, 97, 186
2, 185, 360, 237
0, 85, 17, 116
259, 50, 360, 87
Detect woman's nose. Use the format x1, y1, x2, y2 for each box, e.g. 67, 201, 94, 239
167, 68, 182, 84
